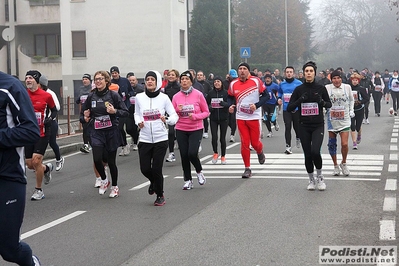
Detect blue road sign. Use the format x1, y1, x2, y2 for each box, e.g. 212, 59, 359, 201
240, 47, 251, 59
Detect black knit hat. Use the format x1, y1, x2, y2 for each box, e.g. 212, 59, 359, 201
26, 70, 41, 84
330, 70, 341, 79
238, 62, 250, 71
145, 71, 157, 83
110, 66, 120, 74
264, 74, 273, 80
302, 61, 317, 72
180, 70, 194, 83
82, 73, 91, 81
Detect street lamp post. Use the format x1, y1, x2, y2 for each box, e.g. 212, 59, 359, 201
285, 0, 288, 66
228, 0, 232, 72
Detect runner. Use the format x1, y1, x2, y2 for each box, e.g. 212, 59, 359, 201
262, 73, 279, 137
325, 70, 354, 176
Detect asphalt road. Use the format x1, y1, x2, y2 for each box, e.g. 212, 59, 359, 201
3, 101, 399, 266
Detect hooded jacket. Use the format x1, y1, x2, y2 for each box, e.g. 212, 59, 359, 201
134, 70, 179, 143
206, 84, 229, 121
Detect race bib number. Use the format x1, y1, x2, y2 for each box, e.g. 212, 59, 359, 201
330, 106, 345, 120
35, 112, 42, 125
94, 115, 112, 129
239, 104, 253, 114
143, 109, 161, 121
352, 91, 358, 101
283, 93, 292, 103
301, 102, 319, 116
80, 95, 88, 104
180, 104, 194, 117
129, 96, 136, 105
374, 85, 382, 92
211, 98, 223, 108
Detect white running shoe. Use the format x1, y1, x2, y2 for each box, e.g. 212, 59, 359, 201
99, 179, 110, 195
203, 132, 209, 139
44, 163, 53, 185
284, 145, 292, 154
307, 180, 316, 191
267, 132, 273, 138
340, 163, 350, 176
55, 157, 64, 171
296, 138, 301, 148
166, 152, 176, 162
333, 165, 340, 176
274, 122, 279, 131
317, 176, 326, 191
197, 171, 206, 185
229, 135, 235, 143
182, 180, 193, 190
32, 255, 41, 266
132, 144, 138, 151
366, 118, 370, 124
119, 146, 126, 156
124, 144, 131, 155
31, 189, 44, 200
198, 144, 202, 153
109, 186, 119, 198
94, 177, 102, 188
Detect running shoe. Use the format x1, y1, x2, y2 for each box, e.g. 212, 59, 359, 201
203, 132, 209, 139
148, 183, 154, 195
182, 180, 193, 190
307, 180, 316, 191
165, 152, 176, 162
284, 145, 292, 154
395, 112, 398, 116
274, 122, 279, 131
32, 255, 41, 266
119, 146, 126, 156
99, 179, 110, 195
154, 196, 166, 206
366, 118, 370, 124
353, 142, 358, 150
356, 135, 361, 144
229, 135, 235, 143
257, 152, 265, 164
198, 144, 202, 153
132, 144, 138, 151
333, 165, 340, 176
124, 144, 131, 155
212, 153, 219, 164
109, 186, 119, 198
339, 163, 350, 176
31, 189, 44, 200
221, 156, 226, 165
249, 145, 254, 151
242, 168, 252, 178
43, 163, 53, 185
197, 171, 206, 185
296, 138, 301, 148
80, 144, 90, 153
317, 176, 326, 191
362, 118, 366, 124
267, 132, 273, 138
94, 177, 101, 188
174, 141, 179, 150
55, 157, 64, 171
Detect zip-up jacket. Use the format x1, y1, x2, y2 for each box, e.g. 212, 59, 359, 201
351, 84, 369, 111
206, 88, 229, 121
0, 72, 40, 183
278, 78, 303, 111
265, 81, 279, 105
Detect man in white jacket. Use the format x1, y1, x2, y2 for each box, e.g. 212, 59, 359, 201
134, 70, 178, 206
325, 70, 355, 176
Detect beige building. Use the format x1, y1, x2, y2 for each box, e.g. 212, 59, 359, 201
0, 0, 190, 103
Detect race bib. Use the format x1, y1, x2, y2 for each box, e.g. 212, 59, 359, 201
211, 98, 223, 108
80, 95, 88, 104
35, 112, 42, 125
129, 96, 136, 105
94, 115, 112, 129
301, 102, 319, 116
374, 85, 382, 92
352, 91, 358, 101
330, 106, 345, 120
143, 109, 161, 121
239, 104, 253, 114
283, 93, 292, 103
180, 104, 194, 117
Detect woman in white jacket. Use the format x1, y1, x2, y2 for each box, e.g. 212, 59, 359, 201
134, 70, 178, 206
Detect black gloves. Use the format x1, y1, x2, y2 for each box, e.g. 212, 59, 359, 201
317, 94, 325, 107
299, 92, 308, 102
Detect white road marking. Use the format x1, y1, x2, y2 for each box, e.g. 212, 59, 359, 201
379, 219, 396, 240
393, 133, 398, 137
383, 196, 396, 212
385, 179, 397, 191
391, 138, 397, 143
21, 211, 86, 240
388, 164, 397, 172
129, 175, 169, 191
389, 154, 398, 160
390, 145, 397, 151
174, 176, 380, 181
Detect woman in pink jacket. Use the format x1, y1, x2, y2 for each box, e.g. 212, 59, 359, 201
172, 70, 210, 190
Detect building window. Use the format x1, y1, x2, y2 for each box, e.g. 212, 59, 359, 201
72, 31, 86, 57
34, 34, 61, 57
29, 0, 60, 6
180, 30, 185, 57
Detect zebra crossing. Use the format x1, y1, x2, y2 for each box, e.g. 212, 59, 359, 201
178, 153, 384, 181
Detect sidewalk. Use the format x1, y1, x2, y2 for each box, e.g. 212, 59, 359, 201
44, 133, 83, 160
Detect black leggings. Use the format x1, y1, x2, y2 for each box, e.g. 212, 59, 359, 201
299, 124, 324, 173
373, 92, 382, 114
262, 104, 277, 132
0, 179, 34, 266
283, 111, 300, 147
49, 120, 61, 160
210, 120, 228, 156
167, 125, 176, 153
228, 111, 236, 135
176, 129, 203, 181
351, 108, 364, 132
391, 91, 399, 112
92, 146, 118, 186
126, 116, 139, 145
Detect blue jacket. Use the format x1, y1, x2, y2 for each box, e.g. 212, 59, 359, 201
278, 79, 303, 111
265, 82, 279, 105
0, 72, 40, 183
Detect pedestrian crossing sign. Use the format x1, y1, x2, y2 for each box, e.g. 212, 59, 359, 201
240, 47, 251, 58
